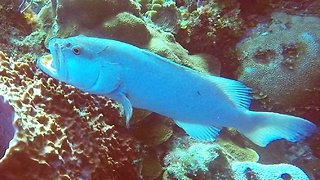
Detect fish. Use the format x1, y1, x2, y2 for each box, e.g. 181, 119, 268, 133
37, 35, 317, 147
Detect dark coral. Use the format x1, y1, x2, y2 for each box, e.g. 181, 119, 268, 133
175, 0, 244, 77
239, 0, 317, 16
0, 0, 33, 56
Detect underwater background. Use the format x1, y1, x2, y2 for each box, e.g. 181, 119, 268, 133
0, 0, 319, 179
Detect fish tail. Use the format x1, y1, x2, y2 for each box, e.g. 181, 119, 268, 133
238, 111, 317, 147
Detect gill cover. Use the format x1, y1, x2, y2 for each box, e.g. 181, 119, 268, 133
88, 60, 122, 95
80, 37, 123, 95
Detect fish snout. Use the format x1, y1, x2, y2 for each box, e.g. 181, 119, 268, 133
48, 36, 58, 43
48, 37, 60, 49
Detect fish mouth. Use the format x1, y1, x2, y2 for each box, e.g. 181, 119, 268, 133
37, 53, 57, 77
37, 38, 68, 81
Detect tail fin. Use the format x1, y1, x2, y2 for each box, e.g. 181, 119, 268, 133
238, 111, 317, 147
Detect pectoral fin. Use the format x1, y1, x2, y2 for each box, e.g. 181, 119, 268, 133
175, 120, 221, 141
122, 95, 133, 128
113, 93, 133, 128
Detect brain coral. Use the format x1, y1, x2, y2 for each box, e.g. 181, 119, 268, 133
0, 51, 143, 179
237, 12, 320, 121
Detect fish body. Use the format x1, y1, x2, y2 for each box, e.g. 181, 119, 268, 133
37, 35, 317, 147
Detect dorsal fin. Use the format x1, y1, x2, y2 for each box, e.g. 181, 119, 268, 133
206, 75, 252, 109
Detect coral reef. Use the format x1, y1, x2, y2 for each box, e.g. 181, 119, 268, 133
162, 128, 319, 179
256, 139, 320, 179
231, 162, 309, 180
34, 0, 220, 74
141, 150, 163, 180
163, 139, 228, 180
216, 139, 259, 162
163, 135, 259, 180
2, 0, 319, 179
176, 0, 243, 52
237, 12, 320, 123
171, 0, 320, 78
34, 0, 141, 44
102, 12, 151, 47
130, 112, 175, 180
144, 0, 180, 33
174, 0, 244, 77
132, 113, 173, 147
0, 0, 33, 55
0, 51, 143, 179
32, 0, 217, 74
309, 131, 320, 161
55, 0, 140, 30
145, 27, 219, 74
238, 0, 320, 17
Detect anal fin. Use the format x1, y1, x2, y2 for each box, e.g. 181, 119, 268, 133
175, 120, 221, 141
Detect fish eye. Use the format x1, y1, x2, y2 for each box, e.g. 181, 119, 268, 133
72, 46, 81, 55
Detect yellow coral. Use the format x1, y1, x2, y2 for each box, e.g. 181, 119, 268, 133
151, 3, 162, 11
152, 0, 164, 5
216, 138, 259, 162
22, 9, 38, 28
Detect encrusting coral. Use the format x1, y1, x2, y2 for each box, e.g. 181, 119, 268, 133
0, 51, 143, 179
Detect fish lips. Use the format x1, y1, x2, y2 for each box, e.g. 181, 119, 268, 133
37, 38, 68, 81
37, 53, 57, 78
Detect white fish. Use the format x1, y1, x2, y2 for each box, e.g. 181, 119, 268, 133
37, 35, 317, 147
